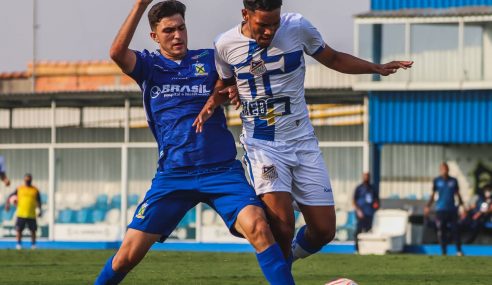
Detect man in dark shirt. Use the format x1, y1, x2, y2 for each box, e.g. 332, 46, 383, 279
425, 162, 464, 256
353, 172, 379, 253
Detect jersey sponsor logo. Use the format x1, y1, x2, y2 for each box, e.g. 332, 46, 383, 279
261, 165, 278, 181
192, 63, 208, 76
150, 84, 211, 99
191, 50, 210, 60
250, 59, 267, 76
241, 97, 291, 126
136, 202, 148, 219
324, 187, 333, 193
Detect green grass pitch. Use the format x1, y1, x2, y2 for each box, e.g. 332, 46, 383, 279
0, 250, 490, 284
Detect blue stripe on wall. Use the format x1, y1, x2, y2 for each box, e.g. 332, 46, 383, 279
369, 90, 492, 144
2, 241, 492, 256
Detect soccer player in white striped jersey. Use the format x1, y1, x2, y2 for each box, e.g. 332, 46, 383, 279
194, 0, 412, 264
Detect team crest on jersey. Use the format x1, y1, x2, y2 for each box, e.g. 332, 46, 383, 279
250, 59, 267, 76
193, 63, 208, 76
136, 202, 148, 219
261, 165, 278, 181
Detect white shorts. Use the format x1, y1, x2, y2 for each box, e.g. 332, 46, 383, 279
240, 134, 335, 206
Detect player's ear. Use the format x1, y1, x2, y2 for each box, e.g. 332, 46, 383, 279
150, 32, 159, 44
241, 9, 249, 21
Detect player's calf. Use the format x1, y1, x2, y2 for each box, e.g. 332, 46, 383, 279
292, 205, 336, 261
95, 229, 160, 284
235, 205, 295, 285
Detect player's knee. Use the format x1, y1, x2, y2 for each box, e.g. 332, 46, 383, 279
247, 217, 271, 241
311, 223, 336, 245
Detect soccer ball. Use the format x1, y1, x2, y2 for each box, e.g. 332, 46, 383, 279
325, 278, 358, 285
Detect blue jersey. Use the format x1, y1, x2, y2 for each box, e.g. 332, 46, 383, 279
354, 183, 377, 217
433, 176, 459, 212
128, 49, 236, 170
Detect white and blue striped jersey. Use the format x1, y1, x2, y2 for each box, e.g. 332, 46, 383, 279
214, 13, 325, 142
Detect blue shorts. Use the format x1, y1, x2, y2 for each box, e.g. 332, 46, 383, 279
128, 160, 263, 242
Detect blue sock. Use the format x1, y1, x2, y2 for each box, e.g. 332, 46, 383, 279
256, 243, 295, 285
292, 225, 323, 260
94, 255, 127, 285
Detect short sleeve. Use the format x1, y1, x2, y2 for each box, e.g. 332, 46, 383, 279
432, 179, 437, 192
354, 187, 360, 200
128, 49, 153, 86
299, 16, 326, 56
214, 41, 234, 80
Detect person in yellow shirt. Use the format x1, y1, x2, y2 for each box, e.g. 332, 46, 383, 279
5, 174, 42, 250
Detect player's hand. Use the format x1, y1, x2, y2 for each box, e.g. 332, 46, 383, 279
219, 86, 241, 110
356, 209, 364, 219
4, 178, 10, 187
376, 61, 413, 76
424, 206, 430, 217
193, 103, 215, 133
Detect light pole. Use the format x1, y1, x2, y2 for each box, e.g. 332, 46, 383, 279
32, 0, 38, 93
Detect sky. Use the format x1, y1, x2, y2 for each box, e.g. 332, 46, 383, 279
0, 0, 370, 73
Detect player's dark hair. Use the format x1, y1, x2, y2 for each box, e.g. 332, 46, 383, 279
148, 0, 186, 30
243, 0, 282, 11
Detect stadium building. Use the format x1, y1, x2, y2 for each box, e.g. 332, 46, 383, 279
355, 0, 492, 246
0, 61, 366, 243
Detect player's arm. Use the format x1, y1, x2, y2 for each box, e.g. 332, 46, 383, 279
455, 184, 465, 208
5, 189, 17, 211
109, 0, 153, 74
192, 78, 238, 133
424, 185, 436, 217
353, 189, 364, 219
0, 172, 10, 187
312, 44, 413, 76
36, 190, 42, 217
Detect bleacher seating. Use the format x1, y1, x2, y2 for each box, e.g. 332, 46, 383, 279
357, 209, 409, 255
336, 211, 356, 241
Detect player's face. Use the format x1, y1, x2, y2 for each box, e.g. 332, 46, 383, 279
243, 8, 281, 48
151, 14, 188, 60
24, 175, 32, 186
440, 164, 449, 177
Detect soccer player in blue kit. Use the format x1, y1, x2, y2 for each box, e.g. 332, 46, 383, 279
95, 1, 294, 284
